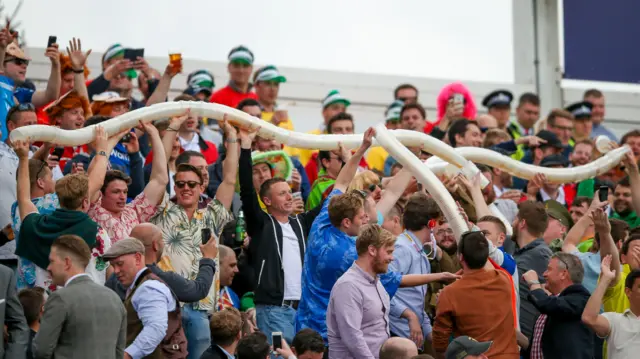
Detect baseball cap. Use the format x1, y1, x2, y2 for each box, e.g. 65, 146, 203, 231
545, 200, 573, 228
385, 100, 404, 123
446, 336, 492, 359
228, 45, 254, 65
253, 65, 287, 83
541, 154, 569, 168
535, 130, 564, 149
322, 89, 351, 109
103, 237, 145, 260
92, 91, 129, 103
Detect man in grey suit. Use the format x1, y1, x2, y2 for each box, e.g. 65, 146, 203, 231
32, 235, 126, 359
1, 263, 29, 359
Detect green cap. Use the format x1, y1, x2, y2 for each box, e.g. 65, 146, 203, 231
385, 100, 404, 122
228, 45, 254, 65
545, 200, 573, 228
322, 89, 351, 109
253, 65, 287, 83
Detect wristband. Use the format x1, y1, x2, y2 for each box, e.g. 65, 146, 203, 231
527, 280, 540, 286
97, 151, 107, 157
72, 68, 84, 73
226, 138, 238, 143
167, 127, 179, 132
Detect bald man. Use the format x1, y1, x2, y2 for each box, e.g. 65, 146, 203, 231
379, 337, 419, 359
105, 223, 218, 303
218, 245, 241, 310
476, 114, 498, 132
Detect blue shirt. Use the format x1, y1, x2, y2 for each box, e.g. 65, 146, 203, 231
110, 143, 131, 175
126, 267, 177, 359
0, 74, 33, 141
11, 194, 60, 290
389, 231, 432, 339
295, 188, 402, 343
590, 123, 618, 142
574, 250, 601, 293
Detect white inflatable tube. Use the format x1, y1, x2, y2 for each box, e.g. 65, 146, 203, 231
426, 146, 630, 183
10, 101, 488, 187
374, 124, 468, 240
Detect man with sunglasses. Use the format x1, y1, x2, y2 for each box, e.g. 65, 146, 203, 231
150, 118, 238, 359
0, 31, 61, 142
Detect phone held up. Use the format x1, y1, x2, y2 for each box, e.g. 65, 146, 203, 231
51, 146, 64, 159
47, 35, 57, 48
272, 332, 283, 351
124, 48, 145, 62
598, 186, 609, 203
201, 228, 212, 245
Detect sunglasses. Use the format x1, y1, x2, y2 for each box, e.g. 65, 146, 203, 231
5, 58, 29, 66
368, 183, 381, 192
479, 127, 490, 133
176, 180, 201, 189
16, 103, 35, 111
35, 161, 47, 179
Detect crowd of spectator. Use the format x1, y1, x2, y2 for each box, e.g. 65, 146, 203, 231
1, 21, 640, 359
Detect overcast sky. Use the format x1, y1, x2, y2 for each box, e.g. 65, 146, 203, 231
6, 0, 515, 83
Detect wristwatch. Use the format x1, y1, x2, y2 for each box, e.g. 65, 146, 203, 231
527, 280, 541, 286
97, 151, 108, 157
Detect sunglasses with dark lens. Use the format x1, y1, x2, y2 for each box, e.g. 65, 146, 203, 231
35, 161, 47, 179
368, 183, 381, 192
17, 103, 35, 111
480, 127, 489, 133
5, 58, 29, 66
176, 180, 201, 189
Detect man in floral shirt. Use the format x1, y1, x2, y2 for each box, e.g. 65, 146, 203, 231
150, 117, 239, 359
88, 122, 168, 243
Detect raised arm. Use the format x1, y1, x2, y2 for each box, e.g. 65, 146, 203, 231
334, 127, 375, 192
238, 126, 264, 237
87, 126, 127, 202
592, 208, 622, 285
457, 173, 492, 219
146, 64, 178, 106
214, 117, 239, 210
562, 209, 594, 254
376, 168, 413, 218
14, 139, 38, 220
623, 152, 640, 213
0, 23, 13, 73
582, 255, 615, 337
142, 122, 169, 205
161, 112, 188, 160
66, 37, 92, 105
31, 44, 61, 108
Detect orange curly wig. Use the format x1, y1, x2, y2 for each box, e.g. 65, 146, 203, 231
46, 90, 91, 124
59, 53, 90, 79
91, 99, 129, 117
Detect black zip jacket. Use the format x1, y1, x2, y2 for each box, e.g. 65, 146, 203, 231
238, 148, 322, 306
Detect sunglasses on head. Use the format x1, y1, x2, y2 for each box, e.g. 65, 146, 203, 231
17, 103, 35, 111
35, 161, 47, 179
176, 180, 201, 189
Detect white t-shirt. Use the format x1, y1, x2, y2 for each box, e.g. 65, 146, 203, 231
279, 221, 302, 300
602, 310, 640, 359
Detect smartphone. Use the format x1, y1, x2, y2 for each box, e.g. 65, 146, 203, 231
47, 35, 57, 48
272, 332, 283, 350
201, 228, 212, 245
124, 48, 144, 61
598, 186, 609, 202
452, 93, 464, 105
52, 146, 64, 159
120, 133, 132, 144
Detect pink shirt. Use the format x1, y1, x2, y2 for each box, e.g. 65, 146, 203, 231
88, 192, 157, 243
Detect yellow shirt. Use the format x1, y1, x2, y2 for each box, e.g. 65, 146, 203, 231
603, 264, 631, 314
366, 147, 389, 173
261, 111, 300, 159
298, 128, 322, 166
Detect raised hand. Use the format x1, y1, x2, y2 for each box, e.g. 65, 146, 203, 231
336, 142, 351, 162
221, 115, 238, 138
0, 21, 14, 48
622, 151, 639, 172
515, 135, 547, 147
163, 63, 180, 78
94, 126, 109, 153
590, 208, 611, 234
199, 234, 219, 260
66, 37, 91, 71
104, 59, 133, 81
360, 127, 376, 151
600, 255, 616, 282
169, 110, 190, 130
11, 138, 30, 158
290, 168, 301, 192
44, 42, 60, 67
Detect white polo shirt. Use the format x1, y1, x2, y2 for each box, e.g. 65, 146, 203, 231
602, 309, 640, 359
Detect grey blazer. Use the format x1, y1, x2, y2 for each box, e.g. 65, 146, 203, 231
32, 275, 127, 359
0, 264, 29, 359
